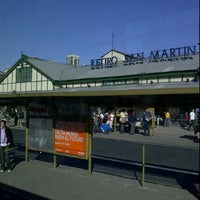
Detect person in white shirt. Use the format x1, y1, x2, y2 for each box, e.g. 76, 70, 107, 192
106, 111, 114, 130
189, 109, 196, 130
0, 120, 13, 172
119, 110, 127, 133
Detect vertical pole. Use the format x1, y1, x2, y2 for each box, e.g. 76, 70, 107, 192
114, 109, 117, 132
112, 33, 114, 51
151, 107, 155, 135
25, 128, 28, 161
88, 132, 92, 176
53, 154, 57, 168
142, 144, 145, 188
87, 105, 92, 176
147, 107, 155, 135
52, 128, 57, 168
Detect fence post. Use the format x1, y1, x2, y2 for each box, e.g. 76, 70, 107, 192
88, 132, 92, 176
25, 128, 29, 161
142, 144, 145, 188
52, 128, 57, 168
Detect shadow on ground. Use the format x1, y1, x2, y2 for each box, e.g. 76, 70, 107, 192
0, 183, 49, 200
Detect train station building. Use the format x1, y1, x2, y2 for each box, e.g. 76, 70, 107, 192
0, 44, 199, 124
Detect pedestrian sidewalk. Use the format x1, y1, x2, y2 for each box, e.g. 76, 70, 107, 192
0, 160, 198, 200
93, 125, 199, 149
12, 124, 199, 149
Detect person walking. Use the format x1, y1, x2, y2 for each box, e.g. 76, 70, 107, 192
106, 111, 114, 131
128, 110, 137, 135
184, 112, 190, 128
189, 109, 196, 131
143, 109, 152, 136
119, 109, 126, 134
164, 111, 170, 127
0, 120, 14, 172
17, 109, 24, 127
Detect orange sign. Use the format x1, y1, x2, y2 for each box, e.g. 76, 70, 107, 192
55, 121, 86, 157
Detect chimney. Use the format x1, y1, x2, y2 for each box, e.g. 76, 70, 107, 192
67, 55, 79, 67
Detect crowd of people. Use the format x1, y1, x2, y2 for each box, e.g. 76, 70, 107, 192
92, 107, 199, 139
92, 107, 154, 136
0, 107, 24, 128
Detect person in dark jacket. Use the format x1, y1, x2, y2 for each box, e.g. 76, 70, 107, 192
142, 109, 152, 136
0, 119, 14, 172
128, 110, 137, 135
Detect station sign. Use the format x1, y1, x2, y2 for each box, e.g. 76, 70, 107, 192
91, 45, 196, 69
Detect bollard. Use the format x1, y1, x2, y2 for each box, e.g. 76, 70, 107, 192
53, 154, 57, 168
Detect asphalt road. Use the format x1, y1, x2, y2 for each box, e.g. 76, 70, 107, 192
92, 137, 199, 172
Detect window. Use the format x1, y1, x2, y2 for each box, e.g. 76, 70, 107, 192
16, 67, 32, 83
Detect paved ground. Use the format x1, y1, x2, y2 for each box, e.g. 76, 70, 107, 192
0, 124, 199, 200
0, 159, 199, 200
93, 124, 199, 149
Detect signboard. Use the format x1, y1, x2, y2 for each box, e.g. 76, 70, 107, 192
91, 45, 196, 69
55, 121, 87, 157
28, 118, 53, 152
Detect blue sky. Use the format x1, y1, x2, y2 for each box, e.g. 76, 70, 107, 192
0, 0, 199, 71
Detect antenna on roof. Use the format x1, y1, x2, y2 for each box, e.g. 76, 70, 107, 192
111, 33, 114, 57
112, 33, 114, 50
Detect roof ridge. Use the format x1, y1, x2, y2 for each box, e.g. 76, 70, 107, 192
22, 54, 49, 62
